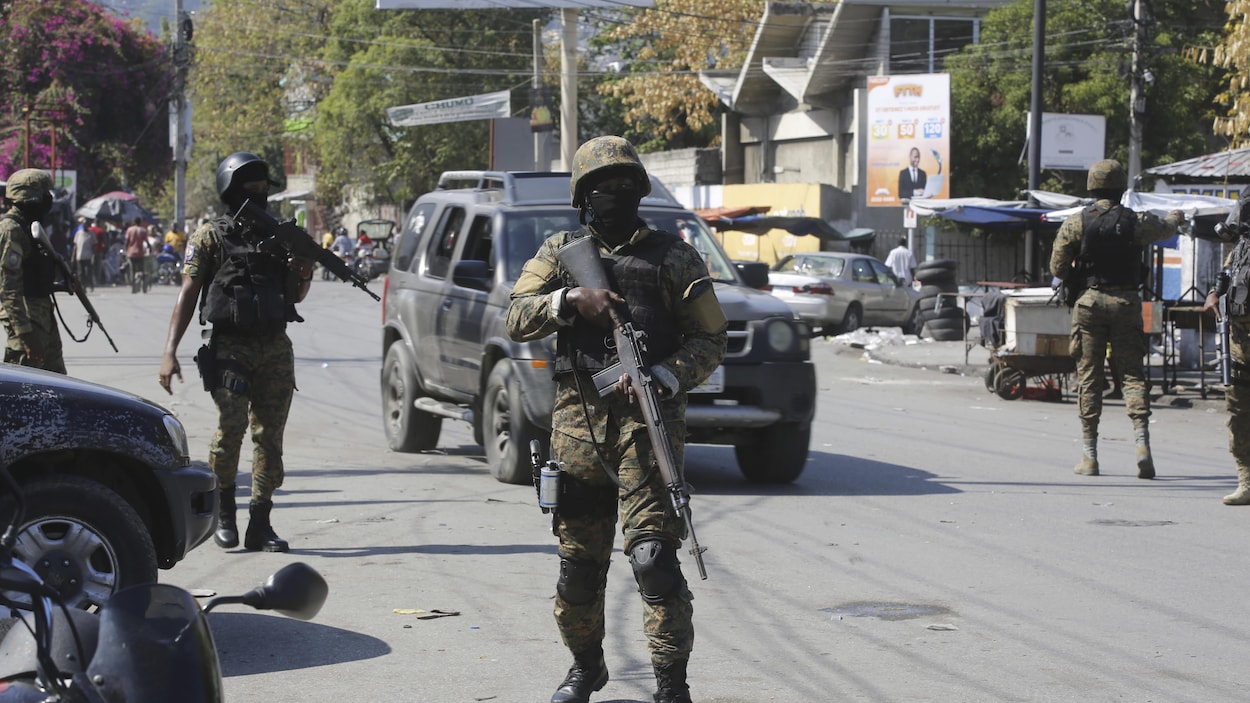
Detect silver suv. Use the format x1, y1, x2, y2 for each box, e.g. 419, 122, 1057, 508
381, 171, 816, 484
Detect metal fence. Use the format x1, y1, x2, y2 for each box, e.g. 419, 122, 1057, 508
868, 228, 1036, 285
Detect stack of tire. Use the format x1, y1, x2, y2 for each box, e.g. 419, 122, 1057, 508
913, 258, 966, 342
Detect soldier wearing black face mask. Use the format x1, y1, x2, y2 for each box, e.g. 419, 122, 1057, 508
507, 136, 728, 703
159, 152, 316, 554
0, 168, 65, 373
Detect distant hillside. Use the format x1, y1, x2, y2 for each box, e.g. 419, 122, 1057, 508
107, 0, 204, 34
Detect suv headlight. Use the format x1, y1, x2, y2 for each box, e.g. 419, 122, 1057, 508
163, 414, 190, 461
765, 318, 797, 352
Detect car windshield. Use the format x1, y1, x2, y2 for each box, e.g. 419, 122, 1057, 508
776, 255, 845, 277
499, 210, 739, 284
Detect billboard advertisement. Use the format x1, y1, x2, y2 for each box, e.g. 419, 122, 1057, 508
865, 74, 950, 207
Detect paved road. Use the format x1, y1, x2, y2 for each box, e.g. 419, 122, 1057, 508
61, 280, 1247, 702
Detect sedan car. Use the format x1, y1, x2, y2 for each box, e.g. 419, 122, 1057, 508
0, 365, 216, 610
767, 252, 921, 336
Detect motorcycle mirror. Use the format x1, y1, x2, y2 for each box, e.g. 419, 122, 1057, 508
241, 562, 328, 621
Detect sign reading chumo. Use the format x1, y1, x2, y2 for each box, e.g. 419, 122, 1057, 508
387, 90, 511, 127
865, 74, 950, 208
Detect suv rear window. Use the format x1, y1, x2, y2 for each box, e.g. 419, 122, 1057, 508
498, 210, 739, 283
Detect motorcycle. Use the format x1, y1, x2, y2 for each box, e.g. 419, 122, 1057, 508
155, 244, 182, 286
0, 464, 328, 703
353, 241, 380, 282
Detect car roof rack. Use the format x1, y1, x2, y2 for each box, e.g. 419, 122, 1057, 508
434, 170, 683, 208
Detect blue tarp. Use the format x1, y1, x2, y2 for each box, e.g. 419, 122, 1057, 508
932, 205, 1059, 229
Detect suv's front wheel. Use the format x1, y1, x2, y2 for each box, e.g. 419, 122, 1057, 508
10, 476, 157, 610
382, 343, 442, 452
483, 359, 545, 485
735, 422, 811, 483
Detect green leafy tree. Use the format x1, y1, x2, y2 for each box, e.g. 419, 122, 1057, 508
313, 1, 542, 207
590, 0, 766, 151
0, 0, 171, 202
188, 0, 335, 217
946, 0, 1225, 199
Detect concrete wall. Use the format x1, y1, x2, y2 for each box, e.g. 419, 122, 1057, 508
639, 148, 721, 187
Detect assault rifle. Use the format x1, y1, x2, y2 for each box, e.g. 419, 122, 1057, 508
556, 235, 708, 579
30, 221, 118, 352
1216, 272, 1233, 387
236, 200, 380, 301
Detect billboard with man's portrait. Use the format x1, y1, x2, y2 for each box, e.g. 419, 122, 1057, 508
865, 74, 950, 207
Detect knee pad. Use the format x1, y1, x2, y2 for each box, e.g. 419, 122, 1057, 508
628, 538, 686, 604
556, 557, 605, 605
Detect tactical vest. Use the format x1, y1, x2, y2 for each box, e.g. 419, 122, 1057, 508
1, 213, 57, 298
1226, 237, 1250, 317
1079, 203, 1140, 289
553, 229, 682, 377
199, 221, 294, 335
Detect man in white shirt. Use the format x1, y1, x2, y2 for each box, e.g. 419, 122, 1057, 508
885, 237, 917, 286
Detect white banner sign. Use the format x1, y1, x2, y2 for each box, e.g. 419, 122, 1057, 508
387, 90, 511, 127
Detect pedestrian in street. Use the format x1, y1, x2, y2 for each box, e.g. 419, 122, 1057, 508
158, 152, 316, 553
885, 236, 917, 286
1049, 159, 1183, 478
72, 216, 96, 291
124, 216, 147, 293
506, 135, 728, 703
1204, 190, 1250, 505
0, 169, 65, 373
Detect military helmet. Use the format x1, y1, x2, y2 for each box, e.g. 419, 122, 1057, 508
215, 152, 273, 202
569, 136, 651, 208
1086, 159, 1127, 192
6, 169, 53, 204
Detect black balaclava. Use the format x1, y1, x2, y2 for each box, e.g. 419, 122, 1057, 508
586, 170, 643, 242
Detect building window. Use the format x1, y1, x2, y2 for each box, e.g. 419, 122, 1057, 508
890, 16, 980, 75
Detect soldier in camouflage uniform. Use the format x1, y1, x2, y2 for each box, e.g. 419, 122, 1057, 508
0, 169, 66, 374
1204, 190, 1250, 505
506, 136, 728, 703
158, 152, 315, 553
1050, 159, 1183, 478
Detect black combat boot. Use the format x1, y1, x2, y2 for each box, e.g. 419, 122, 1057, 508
653, 660, 691, 703
551, 645, 608, 703
213, 485, 239, 549
243, 499, 289, 552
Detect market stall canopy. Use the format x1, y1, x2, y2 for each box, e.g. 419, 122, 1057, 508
909, 191, 1085, 231
1042, 191, 1235, 241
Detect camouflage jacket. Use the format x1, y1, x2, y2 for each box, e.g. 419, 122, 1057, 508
507, 225, 728, 442
1050, 200, 1182, 283
0, 209, 51, 335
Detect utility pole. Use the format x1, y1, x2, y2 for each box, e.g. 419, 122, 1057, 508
172, 0, 191, 234
1026, 0, 1045, 280
533, 19, 550, 171
1127, 0, 1146, 183
560, 9, 578, 170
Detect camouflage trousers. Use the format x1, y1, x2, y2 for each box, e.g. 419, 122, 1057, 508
1226, 317, 1250, 467
207, 331, 295, 502
551, 423, 694, 665
1069, 288, 1149, 436
3, 303, 66, 375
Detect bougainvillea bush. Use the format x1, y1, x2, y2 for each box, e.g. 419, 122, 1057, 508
0, 0, 171, 199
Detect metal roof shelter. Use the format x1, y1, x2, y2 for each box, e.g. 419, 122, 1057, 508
1141, 147, 1250, 180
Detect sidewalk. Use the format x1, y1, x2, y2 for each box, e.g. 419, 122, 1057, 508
816, 327, 989, 376
814, 326, 1226, 411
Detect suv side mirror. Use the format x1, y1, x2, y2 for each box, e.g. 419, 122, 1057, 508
736, 261, 769, 290
452, 260, 493, 292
